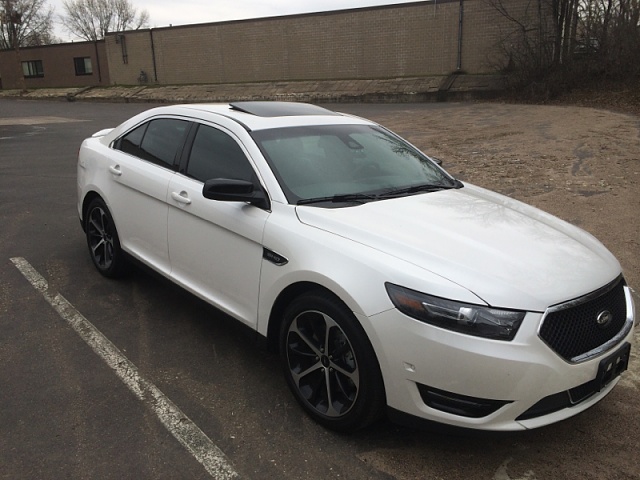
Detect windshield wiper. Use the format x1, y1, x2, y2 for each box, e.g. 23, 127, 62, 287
378, 180, 463, 199
297, 193, 378, 205
296, 180, 463, 205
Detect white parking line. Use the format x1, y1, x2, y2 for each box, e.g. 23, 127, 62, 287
10, 257, 239, 479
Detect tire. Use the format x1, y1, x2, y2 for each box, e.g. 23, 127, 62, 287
280, 290, 385, 432
84, 198, 128, 278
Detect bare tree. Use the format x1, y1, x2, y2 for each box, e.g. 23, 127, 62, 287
485, 0, 556, 89
61, 0, 149, 41
580, 0, 640, 75
486, 0, 640, 97
0, 0, 56, 49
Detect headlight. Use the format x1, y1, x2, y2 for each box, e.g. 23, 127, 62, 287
385, 283, 525, 341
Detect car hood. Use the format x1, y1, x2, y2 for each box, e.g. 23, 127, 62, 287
295, 184, 620, 311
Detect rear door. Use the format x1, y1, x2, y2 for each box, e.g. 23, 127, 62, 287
107, 117, 191, 274
167, 122, 269, 327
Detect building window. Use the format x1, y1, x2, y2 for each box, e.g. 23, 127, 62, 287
22, 60, 44, 78
74, 57, 93, 76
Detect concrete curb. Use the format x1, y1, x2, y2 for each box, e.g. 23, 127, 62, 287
0, 75, 506, 104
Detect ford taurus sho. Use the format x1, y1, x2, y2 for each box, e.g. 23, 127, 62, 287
77, 102, 635, 432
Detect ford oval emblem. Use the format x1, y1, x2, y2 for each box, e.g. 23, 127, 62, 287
596, 310, 613, 328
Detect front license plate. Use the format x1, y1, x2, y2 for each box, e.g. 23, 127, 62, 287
596, 342, 631, 391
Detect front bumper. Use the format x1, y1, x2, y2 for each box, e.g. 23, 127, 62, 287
361, 287, 635, 431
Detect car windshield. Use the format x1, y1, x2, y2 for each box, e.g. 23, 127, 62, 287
251, 124, 458, 206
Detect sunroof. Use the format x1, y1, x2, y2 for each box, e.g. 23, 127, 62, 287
230, 101, 340, 117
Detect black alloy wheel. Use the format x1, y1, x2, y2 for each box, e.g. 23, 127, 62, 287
85, 198, 127, 278
281, 290, 385, 432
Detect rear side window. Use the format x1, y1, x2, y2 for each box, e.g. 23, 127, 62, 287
186, 125, 255, 183
117, 123, 147, 158
115, 118, 189, 169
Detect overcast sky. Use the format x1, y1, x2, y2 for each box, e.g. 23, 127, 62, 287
49, 0, 422, 41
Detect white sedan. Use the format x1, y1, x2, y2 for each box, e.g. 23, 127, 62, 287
77, 102, 635, 432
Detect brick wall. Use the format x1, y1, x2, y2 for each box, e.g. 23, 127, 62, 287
0, 0, 534, 90
0, 41, 109, 90
105, 0, 532, 86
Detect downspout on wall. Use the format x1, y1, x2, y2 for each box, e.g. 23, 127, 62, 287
456, 0, 464, 71
94, 41, 102, 83
150, 29, 158, 83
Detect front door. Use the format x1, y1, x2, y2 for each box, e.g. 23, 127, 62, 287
167, 123, 269, 327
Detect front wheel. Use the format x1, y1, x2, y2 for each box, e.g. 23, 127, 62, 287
85, 198, 128, 278
280, 291, 385, 432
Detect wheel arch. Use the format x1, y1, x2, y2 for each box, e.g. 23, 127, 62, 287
266, 281, 351, 353
81, 191, 104, 231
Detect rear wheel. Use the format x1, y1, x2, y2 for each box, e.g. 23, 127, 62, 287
280, 290, 385, 432
85, 198, 128, 278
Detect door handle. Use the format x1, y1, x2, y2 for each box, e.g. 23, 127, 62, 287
109, 165, 122, 176
171, 191, 192, 205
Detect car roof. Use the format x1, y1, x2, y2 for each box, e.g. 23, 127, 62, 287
97, 102, 375, 145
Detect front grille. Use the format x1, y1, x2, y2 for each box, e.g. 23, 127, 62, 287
539, 276, 629, 362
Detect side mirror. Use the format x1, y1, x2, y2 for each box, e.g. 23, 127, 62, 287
202, 178, 270, 210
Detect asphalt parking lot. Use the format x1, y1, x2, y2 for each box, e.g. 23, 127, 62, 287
1, 99, 639, 479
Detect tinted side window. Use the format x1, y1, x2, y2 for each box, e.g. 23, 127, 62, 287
186, 125, 255, 182
115, 119, 189, 169
117, 123, 147, 158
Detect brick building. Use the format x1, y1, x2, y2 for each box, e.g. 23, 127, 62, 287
1, 0, 532, 90
0, 40, 109, 90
